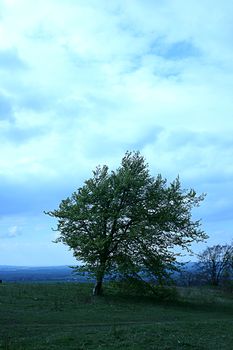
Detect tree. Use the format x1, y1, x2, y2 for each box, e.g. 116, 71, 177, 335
198, 243, 233, 286
46, 151, 206, 295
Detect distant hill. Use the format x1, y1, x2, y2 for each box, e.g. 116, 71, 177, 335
0, 265, 92, 282
0, 263, 199, 283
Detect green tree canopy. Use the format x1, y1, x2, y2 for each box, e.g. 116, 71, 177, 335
46, 151, 207, 295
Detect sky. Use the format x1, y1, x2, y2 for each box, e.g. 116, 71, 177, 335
0, 0, 233, 266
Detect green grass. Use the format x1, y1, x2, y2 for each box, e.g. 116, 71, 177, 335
0, 283, 232, 349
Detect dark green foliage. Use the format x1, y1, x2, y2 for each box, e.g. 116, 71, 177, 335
108, 278, 179, 301
107, 277, 154, 297
149, 285, 179, 301
222, 280, 233, 292
46, 151, 206, 294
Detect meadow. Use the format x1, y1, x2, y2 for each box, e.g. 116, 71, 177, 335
0, 282, 232, 349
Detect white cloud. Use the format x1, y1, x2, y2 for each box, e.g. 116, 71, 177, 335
7, 225, 21, 237
0, 223, 22, 239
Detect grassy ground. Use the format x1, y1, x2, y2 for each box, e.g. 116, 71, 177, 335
0, 282, 232, 349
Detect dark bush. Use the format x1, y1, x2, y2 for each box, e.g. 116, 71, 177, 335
107, 277, 179, 301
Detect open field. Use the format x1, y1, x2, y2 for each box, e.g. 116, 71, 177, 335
0, 283, 232, 349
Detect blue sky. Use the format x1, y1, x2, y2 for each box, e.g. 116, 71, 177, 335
0, 0, 232, 266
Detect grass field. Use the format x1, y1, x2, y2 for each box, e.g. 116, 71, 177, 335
0, 282, 232, 349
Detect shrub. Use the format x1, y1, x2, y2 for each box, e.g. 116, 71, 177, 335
107, 277, 179, 301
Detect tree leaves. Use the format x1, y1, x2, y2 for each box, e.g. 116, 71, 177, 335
46, 151, 207, 294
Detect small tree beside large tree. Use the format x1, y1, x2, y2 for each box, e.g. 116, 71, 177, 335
46, 151, 207, 295
198, 243, 233, 286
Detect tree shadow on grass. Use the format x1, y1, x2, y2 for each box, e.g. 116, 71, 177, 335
102, 285, 233, 318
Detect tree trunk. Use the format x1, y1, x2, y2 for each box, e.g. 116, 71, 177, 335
93, 278, 103, 296
211, 268, 219, 286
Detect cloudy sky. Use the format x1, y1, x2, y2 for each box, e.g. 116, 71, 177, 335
0, 0, 232, 266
